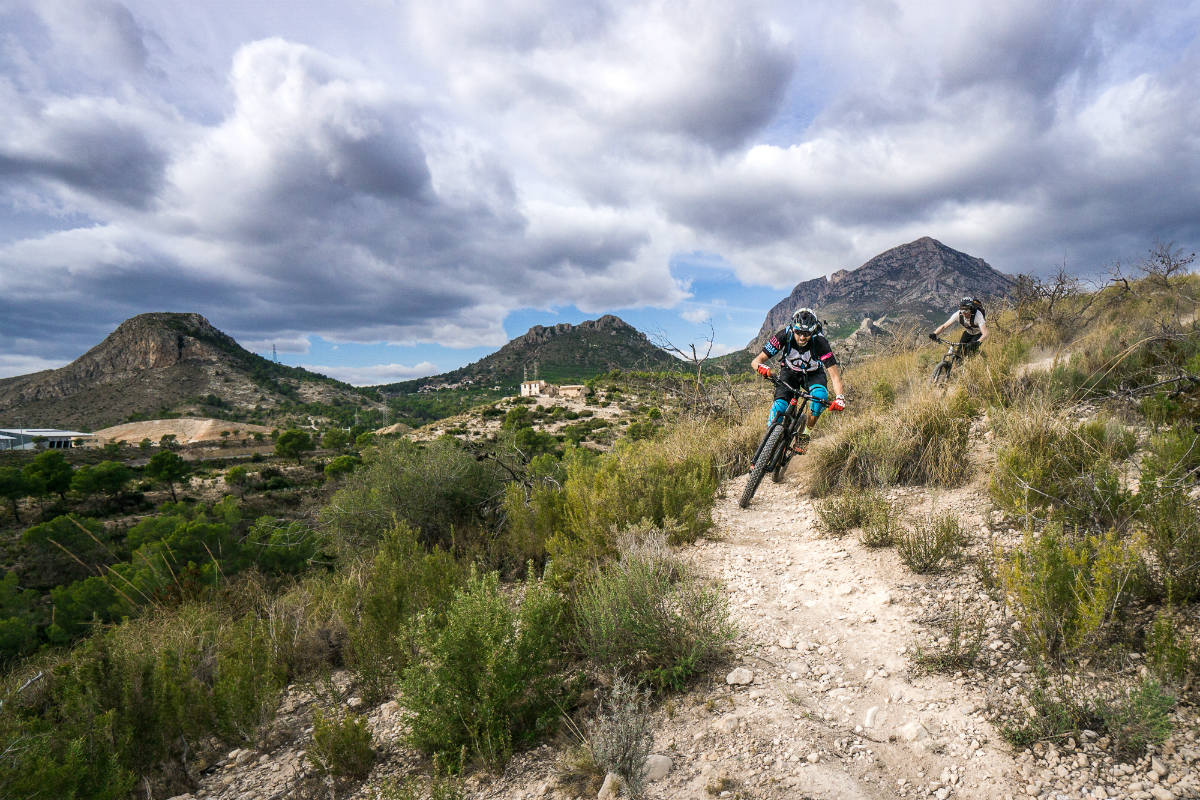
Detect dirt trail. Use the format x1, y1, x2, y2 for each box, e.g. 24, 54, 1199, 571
626, 462, 1023, 800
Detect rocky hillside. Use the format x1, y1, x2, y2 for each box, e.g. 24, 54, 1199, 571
0, 312, 381, 430
748, 237, 1015, 351
381, 314, 679, 394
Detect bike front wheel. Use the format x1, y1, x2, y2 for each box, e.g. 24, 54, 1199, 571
930, 360, 952, 387
771, 428, 795, 483
740, 424, 785, 508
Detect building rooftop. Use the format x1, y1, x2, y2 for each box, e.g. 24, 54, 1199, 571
0, 428, 95, 437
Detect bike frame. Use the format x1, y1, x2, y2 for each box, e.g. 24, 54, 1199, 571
933, 336, 969, 367
751, 374, 826, 466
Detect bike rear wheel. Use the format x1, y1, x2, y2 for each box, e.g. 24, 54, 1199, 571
740, 424, 785, 508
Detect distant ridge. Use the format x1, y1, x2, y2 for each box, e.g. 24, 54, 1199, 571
748, 237, 1015, 350
0, 312, 378, 430
380, 314, 677, 394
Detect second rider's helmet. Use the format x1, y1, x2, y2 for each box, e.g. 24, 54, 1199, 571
959, 296, 976, 311
791, 308, 822, 336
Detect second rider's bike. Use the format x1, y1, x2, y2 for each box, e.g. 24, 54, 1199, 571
929, 336, 969, 388
739, 373, 827, 509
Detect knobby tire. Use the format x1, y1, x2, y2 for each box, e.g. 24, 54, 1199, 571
771, 421, 794, 483
930, 360, 952, 388
740, 424, 785, 508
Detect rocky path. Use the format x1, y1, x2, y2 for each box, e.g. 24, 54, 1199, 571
627, 468, 1023, 800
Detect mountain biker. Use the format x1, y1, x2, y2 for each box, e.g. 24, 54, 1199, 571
929, 296, 988, 356
750, 308, 846, 454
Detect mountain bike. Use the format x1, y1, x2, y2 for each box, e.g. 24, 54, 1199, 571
929, 337, 969, 388
739, 374, 827, 509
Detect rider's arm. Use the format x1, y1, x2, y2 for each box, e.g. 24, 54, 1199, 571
978, 313, 988, 342
827, 363, 845, 397
751, 351, 768, 371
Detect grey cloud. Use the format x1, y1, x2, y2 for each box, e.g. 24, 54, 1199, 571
629, 24, 793, 151
0, 116, 166, 208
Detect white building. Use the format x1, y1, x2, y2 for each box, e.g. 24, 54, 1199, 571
0, 428, 96, 450
520, 380, 549, 397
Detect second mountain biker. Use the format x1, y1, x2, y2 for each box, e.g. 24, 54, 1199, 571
750, 308, 846, 453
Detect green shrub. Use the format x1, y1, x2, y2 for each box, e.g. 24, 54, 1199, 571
1137, 429, 1200, 602
897, 512, 964, 573
1000, 677, 1101, 750
323, 454, 360, 479
0, 605, 285, 800
588, 674, 654, 800
859, 501, 900, 548
573, 529, 734, 691
21, 514, 117, 589
1095, 678, 1175, 759
341, 524, 463, 704
1146, 610, 1200, 689
561, 438, 719, 547
308, 708, 375, 779
814, 490, 890, 537
401, 569, 572, 770
498, 480, 567, 575
245, 517, 324, 574
996, 525, 1144, 662
225, 465, 251, 493
990, 412, 1137, 532
320, 438, 504, 553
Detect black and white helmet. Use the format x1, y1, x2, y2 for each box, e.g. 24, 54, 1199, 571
959, 296, 976, 311
791, 308, 822, 335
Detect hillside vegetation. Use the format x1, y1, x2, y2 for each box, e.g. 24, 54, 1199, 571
0, 254, 1197, 799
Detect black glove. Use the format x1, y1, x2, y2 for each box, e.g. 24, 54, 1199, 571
928, 332, 938, 341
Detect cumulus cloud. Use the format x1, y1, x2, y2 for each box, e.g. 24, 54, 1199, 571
0, 0, 1198, 372
299, 361, 439, 386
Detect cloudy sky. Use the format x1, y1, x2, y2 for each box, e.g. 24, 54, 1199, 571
2, 0, 1198, 384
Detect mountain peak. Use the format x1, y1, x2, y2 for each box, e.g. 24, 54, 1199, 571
0, 313, 367, 429
386, 314, 672, 392
750, 238, 1015, 348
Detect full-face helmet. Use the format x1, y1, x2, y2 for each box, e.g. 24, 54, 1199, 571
791, 308, 821, 336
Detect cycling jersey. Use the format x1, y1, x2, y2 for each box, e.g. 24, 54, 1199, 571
945, 309, 985, 335
761, 328, 838, 375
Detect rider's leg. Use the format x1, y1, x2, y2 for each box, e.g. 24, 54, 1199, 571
792, 380, 827, 454
768, 380, 792, 427
960, 331, 982, 357
803, 382, 829, 429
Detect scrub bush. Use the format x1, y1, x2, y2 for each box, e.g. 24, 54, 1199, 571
573, 529, 734, 692
897, 512, 964, 573
341, 524, 463, 704
588, 674, 654, 799
996, 525, 1144, 662
307, 708, 375, 780
814, 490, 891, 537
401, 569, 572, 770
990, 412, 1137, 532
321, 438, 505, 552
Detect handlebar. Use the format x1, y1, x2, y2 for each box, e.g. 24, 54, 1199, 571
761, 371, 828, 406
932, 336, 968, 349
